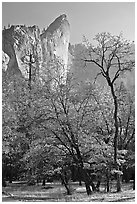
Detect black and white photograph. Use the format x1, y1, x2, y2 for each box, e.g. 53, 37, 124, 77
2, 1, 135, 202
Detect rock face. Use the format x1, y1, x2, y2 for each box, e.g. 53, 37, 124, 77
2, 14, 71, 84
41, 14, 70, 84
2, 26, 22, 76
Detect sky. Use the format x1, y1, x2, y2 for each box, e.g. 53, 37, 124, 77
2, 2, 135, 44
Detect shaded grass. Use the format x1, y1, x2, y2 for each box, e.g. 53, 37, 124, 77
2, 181, 135, 202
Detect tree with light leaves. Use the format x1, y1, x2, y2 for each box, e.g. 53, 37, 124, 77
80, 32, 135, 192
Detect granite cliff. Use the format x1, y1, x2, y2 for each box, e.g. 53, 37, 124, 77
2, 14, 70, 84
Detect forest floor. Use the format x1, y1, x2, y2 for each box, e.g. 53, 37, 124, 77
2, 180, 135, 202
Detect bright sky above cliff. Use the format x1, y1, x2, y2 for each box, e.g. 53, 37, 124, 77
2, 1, 135, 44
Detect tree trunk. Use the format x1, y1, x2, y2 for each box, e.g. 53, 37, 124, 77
28, 53, 32, 90
85, 182, 92, 195
109, 83, 121, 192
2, 178, 6, 187
65, 183, 72, 195
60, 174, 72, 195
64, 171, 68, 184
79, 180, 82, 186
9, 179, 12, 183
90, 181, 96, 192
42, 179, 45, 186
116, 174, 121, 192
96, 174, 102, 191
78, 166, 92, 195
9, 175, 12, 183
105, 169, 110, 192
82, 168, 92, 195
133, 177, 135, 190
74, 146, 92, 195
106, 177, 110, 192
96, 180, 101, 192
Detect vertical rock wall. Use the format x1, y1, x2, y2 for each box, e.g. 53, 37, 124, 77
41, 14, 70, 84
2, 14, 71, 85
